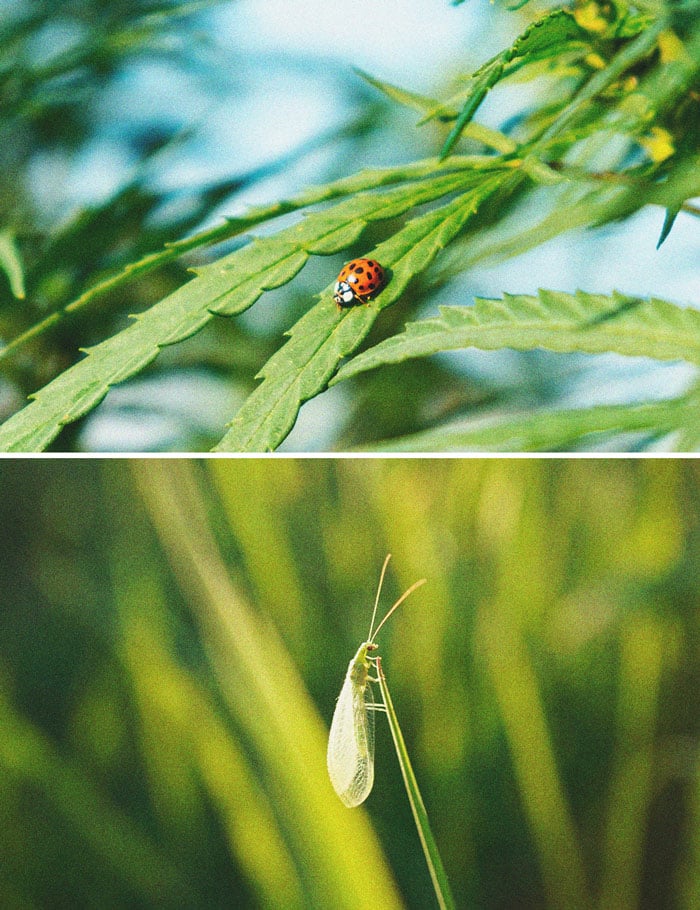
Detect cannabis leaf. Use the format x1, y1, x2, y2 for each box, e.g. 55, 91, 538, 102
1, 0, 697, 452
215, 174, 511, 451
362, 400, 688, 452
0, 162, 500, 451
333, 290, 700, 386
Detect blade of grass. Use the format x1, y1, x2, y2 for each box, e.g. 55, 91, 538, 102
131, 460, 404, 910
478, 602, 592, 910
599, 613, 666, 910
104, 468, 306, 909
0, 687, 196, 905
376, 656, 456, 910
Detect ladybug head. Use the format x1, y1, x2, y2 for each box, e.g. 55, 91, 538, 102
333, 280, 356, 308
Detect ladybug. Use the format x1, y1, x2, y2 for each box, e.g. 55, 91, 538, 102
333, 258, 386, 308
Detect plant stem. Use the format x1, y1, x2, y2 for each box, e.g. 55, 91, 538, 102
376, 657, 456, 910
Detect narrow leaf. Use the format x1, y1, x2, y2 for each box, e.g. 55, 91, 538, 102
656, 206, 680, 248
354, 68, 517, 153
333, 290, 700, 386
0, 229, 25, 299
440, 10, 588, 158
362, 400, 686, 453
376, 659, 456, 910
354, 68, 441, 117
440, 60, 506, 159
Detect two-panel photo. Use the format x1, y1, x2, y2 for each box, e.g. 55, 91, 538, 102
1, 1, 698, 908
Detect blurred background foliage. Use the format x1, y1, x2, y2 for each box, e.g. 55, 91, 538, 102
0, 456, 699, 908
1, 0, 697, 451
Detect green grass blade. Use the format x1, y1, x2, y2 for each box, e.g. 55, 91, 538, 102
0, 688, 196, 905
479, 606, 591, 910
333, 290, 700, 387
376, 657, 455, 910
130, 461, 404, 910
600, 614, 666, 910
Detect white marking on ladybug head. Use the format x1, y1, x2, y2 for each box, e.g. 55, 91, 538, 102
348, 274, 357, 283
333, 279, 356, 306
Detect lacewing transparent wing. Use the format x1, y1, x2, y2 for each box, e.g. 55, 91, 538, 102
327, 556, 425, 808
326, 642, 376, 807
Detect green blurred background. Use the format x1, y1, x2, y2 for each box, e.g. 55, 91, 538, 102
0, 457, 699, 909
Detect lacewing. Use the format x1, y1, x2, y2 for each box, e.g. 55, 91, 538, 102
326, 555, 426, 807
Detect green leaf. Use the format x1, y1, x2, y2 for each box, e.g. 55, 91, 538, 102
361, 399, 687, 452
0, 164, 486, 452
533, 17, 667, 150
439, 61, 507, 160
332, 290, 700, 386
440, 10, 589, 158
355, 68, 517, 153
215, 173, 511, 452
354, 68, 442, 117
506, 9, 587, 61
0, 229, 25, 299
0, 156, 483, 365
460, 157, 700, 269
672, 380, 700, 450
376, 662, 456, 910
657, 206, 680, 248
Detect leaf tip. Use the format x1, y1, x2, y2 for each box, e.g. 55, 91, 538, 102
656, 207, 679, 249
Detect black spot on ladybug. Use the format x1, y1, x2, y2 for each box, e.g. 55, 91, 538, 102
350, 261, 357, 269
356, 266, 364, 274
